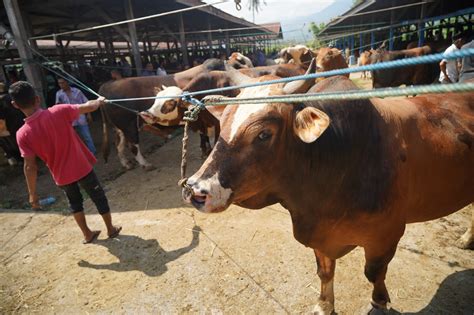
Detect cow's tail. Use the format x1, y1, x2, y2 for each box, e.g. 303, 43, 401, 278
100, 105, 110, 163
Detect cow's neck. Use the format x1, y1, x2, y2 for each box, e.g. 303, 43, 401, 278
278, 99, 396, 246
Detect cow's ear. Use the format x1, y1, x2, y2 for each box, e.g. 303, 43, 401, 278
162, 85, 168, 90
294, 107, 330, 143
154, 86, 162, 94
205, 105, 226, 120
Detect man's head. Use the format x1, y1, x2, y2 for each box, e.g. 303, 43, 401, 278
9, 81, 40, 110
111, 69, 123, 80
453, 32, 468, 49
57, 78, 70, 91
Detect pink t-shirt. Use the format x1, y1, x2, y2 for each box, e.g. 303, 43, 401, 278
16, 104, 96, 186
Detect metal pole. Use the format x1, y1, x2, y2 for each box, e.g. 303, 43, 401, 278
124, 0, 142, 75
3, 0, 45, 106
418, 0, 427, 47
178, 13, 189, 67
207, 17, 213, 58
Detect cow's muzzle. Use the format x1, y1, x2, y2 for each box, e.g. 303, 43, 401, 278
139, 110, 158, 124
182, 179, 210, 212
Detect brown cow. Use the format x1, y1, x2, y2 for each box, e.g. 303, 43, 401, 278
315, 47, 349, 81
358, 50, 373, 79
369, 45, 439, 88
228, 52, 254, 69
140, 62, 315, 156
183, 75, 474, 314
99, 59, 226, 169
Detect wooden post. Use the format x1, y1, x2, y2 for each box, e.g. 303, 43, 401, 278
3, 0, 45, 106
124, 0, 142, 75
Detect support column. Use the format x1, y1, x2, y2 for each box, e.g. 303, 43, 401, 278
124, 0, 142, 75
207, 17, 213, 57
371, 32, 375, 49
4, 0, 45, 106
178, 13, 189, 67
225, 31, 230, 57
389, 1, 395, 50
359, 34, 363, 54
418, 0, 427, 47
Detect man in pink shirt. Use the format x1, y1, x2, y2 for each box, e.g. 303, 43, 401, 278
10, 81, 121, 244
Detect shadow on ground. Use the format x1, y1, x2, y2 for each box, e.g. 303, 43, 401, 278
77, 226, 201, 277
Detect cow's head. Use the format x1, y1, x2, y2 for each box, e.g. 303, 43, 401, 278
316, 47, 346, 72
183, 59, 329, 213
140, 85, 183, 126
228, 52, 254, 69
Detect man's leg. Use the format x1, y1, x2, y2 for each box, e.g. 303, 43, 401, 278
75, 124, 97, 155
59, 181, 100, 243
78, 170, 121, 238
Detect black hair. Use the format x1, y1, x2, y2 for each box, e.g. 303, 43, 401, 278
8, 81, 36, 109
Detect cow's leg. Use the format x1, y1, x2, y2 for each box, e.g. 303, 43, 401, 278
130, 143, 154, 171
458, 204, 474, 249
115, 128, 134, 170
313, 249, 336, 315
363, 240, 400, 313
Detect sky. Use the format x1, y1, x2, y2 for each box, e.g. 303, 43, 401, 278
207, 0, 336, 24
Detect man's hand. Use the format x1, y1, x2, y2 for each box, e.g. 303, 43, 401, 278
29, 194, 41, 209
78, 96, 108, 114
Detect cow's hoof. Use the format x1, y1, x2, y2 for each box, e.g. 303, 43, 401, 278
142, 164, 156, 172
457, 228, 474, 250
313, 300, 334, 315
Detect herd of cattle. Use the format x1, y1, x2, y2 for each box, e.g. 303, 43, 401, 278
2, 43, 473, 314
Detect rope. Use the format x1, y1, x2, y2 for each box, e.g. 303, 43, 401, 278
29, 0, 229, 40
178, 122, 191, 188
107, 48, 474, 103
202, 82, 474, 106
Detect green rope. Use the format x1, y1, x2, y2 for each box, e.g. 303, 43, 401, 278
203, 82, 474, 106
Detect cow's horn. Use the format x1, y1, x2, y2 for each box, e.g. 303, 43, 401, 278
283, 58, 317, 94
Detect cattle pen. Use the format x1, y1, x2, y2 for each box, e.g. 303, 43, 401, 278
1, 0, 474, 314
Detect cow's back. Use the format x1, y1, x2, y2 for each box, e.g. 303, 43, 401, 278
372, 93, 474, 222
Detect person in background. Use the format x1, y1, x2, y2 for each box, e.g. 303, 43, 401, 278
10, 81, 121, 244
156, 62, 167, 76
120, 57, 132, 77
439, 32, 467, 84
55, 78, 96, 155
110, 69, 123, 81
459, 33, 474, 83
141, 62, 155, 76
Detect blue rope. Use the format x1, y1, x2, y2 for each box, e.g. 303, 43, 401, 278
107, 48, 474, 103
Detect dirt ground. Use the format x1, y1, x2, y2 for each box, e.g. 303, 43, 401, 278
1, 80, 473, 314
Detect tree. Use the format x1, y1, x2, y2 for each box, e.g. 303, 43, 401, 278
247, 0, 266, 22
309, 22, 326, 48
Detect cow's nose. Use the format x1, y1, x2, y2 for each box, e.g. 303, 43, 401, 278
182, 179, 209, 209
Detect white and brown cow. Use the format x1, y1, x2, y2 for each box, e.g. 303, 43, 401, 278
183, 75, 474, 313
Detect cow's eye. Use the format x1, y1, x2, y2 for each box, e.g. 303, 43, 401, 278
257, 130, 272, 141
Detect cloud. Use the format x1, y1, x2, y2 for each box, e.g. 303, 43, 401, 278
208, 0, 335, 24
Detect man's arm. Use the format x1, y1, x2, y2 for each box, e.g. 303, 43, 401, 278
23, 156, 40, 209
77, 97, 107, 115
439, 60, 452, 83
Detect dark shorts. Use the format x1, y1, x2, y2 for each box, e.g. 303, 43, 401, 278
58, 170, 110, 215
